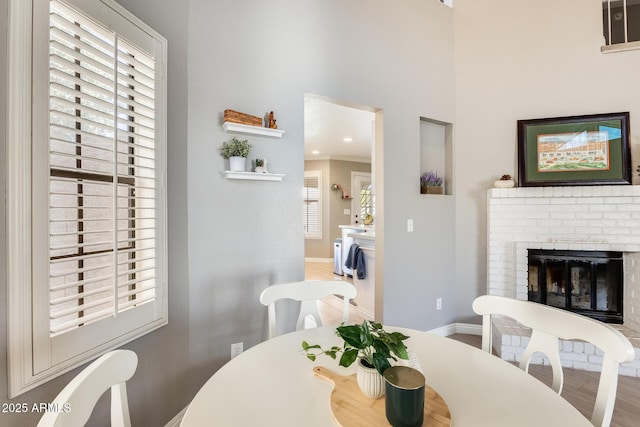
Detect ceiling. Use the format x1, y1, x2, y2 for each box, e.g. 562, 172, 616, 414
304, 95, 375, 163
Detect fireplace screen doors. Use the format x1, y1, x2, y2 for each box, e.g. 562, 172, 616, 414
527, 250, 623, 323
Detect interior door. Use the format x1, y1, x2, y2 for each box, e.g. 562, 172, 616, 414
352, 172, 373, 225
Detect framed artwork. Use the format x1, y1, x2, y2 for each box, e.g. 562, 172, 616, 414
517, 112, 631, 187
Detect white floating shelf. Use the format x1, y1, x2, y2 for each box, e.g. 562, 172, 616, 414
223, 171, 285, 182
222, 122, 285, 138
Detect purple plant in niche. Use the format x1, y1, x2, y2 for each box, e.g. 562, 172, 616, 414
420, 170, 443, 187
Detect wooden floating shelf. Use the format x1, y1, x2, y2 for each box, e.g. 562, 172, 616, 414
222, 122, 285, 138
223, 171, 285, 181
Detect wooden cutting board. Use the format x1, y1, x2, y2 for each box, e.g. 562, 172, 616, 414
313, 366, 451, 427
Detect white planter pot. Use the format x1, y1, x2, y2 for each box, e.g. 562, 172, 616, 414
493, 179, 515, 188
229, 156, 247, 172
356, 358, 385, 399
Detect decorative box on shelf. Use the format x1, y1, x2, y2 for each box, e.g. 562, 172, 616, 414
223, 171, 285, 182
222, 109, 285, 137
223, 109, 263, 127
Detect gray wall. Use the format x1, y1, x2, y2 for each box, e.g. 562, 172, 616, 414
453, 0, 640, 323
0, 0, 456, 424
186, 0, 457, 343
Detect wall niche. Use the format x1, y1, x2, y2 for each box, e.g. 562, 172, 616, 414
419, 117, 453, 196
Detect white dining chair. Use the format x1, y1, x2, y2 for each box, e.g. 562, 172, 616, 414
472, 295, 634, 427
259, 280, 357, 339
37, 349, 138, 427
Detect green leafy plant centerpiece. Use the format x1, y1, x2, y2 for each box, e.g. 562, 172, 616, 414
301, 320, 410, 376
219, 136, 252, 159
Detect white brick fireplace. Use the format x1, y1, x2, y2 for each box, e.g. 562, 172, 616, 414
487, 186, 640, 376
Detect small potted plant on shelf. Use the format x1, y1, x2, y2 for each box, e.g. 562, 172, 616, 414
420, 170, 443, 194
493, 174, 515, 188
301, 320, 409, 399
220, 136, 252, 172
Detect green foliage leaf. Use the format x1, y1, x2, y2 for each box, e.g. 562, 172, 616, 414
389, 331, 410, 343
337, 325, 367, 349
372, 353, 391, 376
301, 341, 321, 351
395, 342, 409, 360
360, 321, 373, 347
220, 136, 251, 159
301, 322, 410, 372
372, 338, 391, 359
339, 348, 358, 368
370, 321, 384, 331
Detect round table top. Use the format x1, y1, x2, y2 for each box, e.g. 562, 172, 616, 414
181, 326, 592, 427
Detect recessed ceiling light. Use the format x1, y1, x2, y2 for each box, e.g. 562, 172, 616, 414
311, 150, 320, 155
343, 137, 353, 142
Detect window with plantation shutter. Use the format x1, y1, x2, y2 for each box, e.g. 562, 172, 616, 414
7, 0, 167, 397
304, 171, 322, 239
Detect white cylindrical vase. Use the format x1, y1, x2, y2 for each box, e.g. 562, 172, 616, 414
356, 358, 385, 399
229, 156, 247, 172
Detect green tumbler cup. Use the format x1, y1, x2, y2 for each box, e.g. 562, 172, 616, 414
383, 366, 425, 427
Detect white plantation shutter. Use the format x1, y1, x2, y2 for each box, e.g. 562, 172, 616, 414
48, 0, 158, 336
6, 0, 167, 395
304, 171, 322, 239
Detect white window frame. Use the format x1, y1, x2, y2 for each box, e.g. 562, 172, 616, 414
602, 0, 640, 52
6, 0, 168, 397
304, 170, 322, 239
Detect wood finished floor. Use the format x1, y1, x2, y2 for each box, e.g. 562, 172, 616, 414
306, 261, 640, 427
305, 261, 366, 326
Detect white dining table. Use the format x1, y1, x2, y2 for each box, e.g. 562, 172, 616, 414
180, 326, 592, 426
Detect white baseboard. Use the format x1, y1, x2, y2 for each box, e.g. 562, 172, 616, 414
305, 257, 332, 263
165, 406, 189, 427
453, 323, 482, 335
427, 322, 481, 337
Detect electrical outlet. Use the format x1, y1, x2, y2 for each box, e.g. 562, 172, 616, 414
231, 342, 243, 359
407, 219, 414, 232
344, 209, 350, 215
436, 298, 442, 311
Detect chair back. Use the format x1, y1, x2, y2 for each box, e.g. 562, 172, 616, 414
37, 350, 138, 427
259, 280, 357, 339
472, 295, 634, 427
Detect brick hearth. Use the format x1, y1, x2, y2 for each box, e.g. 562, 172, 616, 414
492, 317, 640, 377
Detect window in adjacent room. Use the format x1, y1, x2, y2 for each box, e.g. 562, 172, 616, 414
6, 0, 167, 397
304, 171, 322, 239
602, 0, 640, 51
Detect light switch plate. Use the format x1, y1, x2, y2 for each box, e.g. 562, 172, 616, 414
344, 209, 350, 215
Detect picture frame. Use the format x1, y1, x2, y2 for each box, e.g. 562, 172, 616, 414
517, 112, 631, 187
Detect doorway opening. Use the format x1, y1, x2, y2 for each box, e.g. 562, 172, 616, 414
303, 93, 383, 320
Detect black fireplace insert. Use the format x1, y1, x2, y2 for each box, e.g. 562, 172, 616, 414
527, 249, 623, 324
